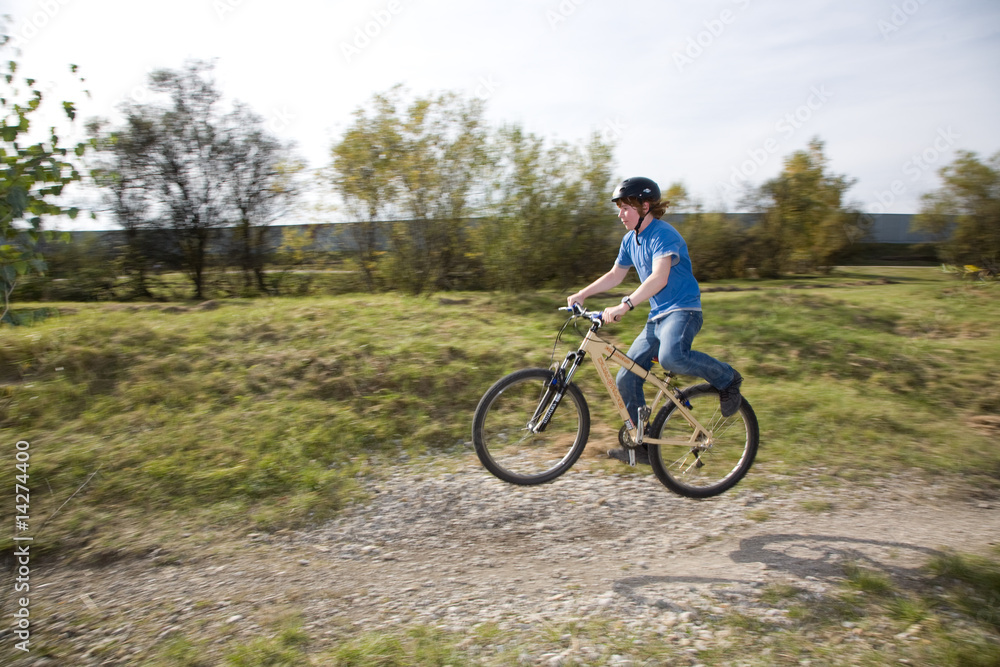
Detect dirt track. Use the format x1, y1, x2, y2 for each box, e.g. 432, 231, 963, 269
8, 448, 1000, 665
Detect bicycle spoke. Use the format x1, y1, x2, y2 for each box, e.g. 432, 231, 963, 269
648, 385, 759, 498
473, 369, 589, 485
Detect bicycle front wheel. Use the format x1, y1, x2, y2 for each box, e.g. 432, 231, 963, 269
648, 384, 759, 498
472, 368, 589, 485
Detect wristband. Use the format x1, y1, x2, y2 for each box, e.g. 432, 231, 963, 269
622, 296, 635, 311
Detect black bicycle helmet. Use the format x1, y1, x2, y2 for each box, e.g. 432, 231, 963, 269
612, 177, 660, 241
611, 177, 660, 203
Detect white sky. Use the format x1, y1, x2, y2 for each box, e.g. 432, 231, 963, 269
4, 0, 1000, 230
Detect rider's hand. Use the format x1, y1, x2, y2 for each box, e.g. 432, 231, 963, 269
567, 293, 586, 309
603, 303, 629, 325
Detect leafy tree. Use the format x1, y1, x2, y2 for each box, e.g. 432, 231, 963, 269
387, 90, 489, 293
328, 90, 400, 292
220, 103, 303, 294
914, 150, 1000, 271
662, 182, 697, 213
655, 182, 750, 281
479, 127, 616, 291
328, 87, 618, 293
88, 113, 162, 298
141, 62, 228, 300
1, 34, 86, 320
741, 138, 867, 276
91, 61, 300, 299
328, 86, 490, 293
266, 225, 327, 296
680, 212, 748, 281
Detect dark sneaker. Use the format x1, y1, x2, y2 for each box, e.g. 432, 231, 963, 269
719, 371, 743, 417
608, 445, 650, 466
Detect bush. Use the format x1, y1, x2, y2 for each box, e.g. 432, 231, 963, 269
680, 212, 749, 280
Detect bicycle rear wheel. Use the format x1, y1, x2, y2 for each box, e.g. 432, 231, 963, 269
472, 368, 589, 485
647, 384, 759, 498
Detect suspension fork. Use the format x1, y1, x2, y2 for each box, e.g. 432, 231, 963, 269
530, 350, 587, 433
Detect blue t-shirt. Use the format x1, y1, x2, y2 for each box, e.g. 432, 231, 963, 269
615, 218, 702, 320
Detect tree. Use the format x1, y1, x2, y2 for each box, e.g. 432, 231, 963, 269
142, 62, 229, 300
914, 150, 1000, 270
328, 87, 490, 293
479, 127, 617, 291
395, 92, 488, 292
220, 103, 303, 294
741, 138, 866, 276
553, 134, 618, 289
91, 62, 300, 299
88, 113, 162, 298
680, 212, 748, 281
328, 90, 400, 292
662, 182, 697, 213
326, 86, 617, 293
1, 34, 86, 320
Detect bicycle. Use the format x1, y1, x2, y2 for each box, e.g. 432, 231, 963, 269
472, 305, 759, 498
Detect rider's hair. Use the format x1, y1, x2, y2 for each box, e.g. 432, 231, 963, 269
616, 196, 669, 219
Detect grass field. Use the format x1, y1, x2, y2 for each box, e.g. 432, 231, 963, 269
2, 266, 1000, 664
0, 266, 998, 559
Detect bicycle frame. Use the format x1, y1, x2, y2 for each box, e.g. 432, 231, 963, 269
549, 320, 712, 449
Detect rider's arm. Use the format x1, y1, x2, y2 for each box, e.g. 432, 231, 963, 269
604, 255, 672, 323
568, 264, 629, 307
627, 254, 672, 305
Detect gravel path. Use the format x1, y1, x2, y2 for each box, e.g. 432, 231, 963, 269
7, 453, 999, 665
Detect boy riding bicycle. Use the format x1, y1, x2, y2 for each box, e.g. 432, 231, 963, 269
566, 177, 743, 465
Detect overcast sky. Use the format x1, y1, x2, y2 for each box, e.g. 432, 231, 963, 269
5, 0, 1000, 230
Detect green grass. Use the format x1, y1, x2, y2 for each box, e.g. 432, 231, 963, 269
0, 291, 576, 556
225, 622, 311, 667
0, 268, 998, 559
800, 499, 835, 513
844, 562, 895, 596
928, 548, 1000, 633
328, 626, 465, 666
673, 549, 1000, 667
697, 269, 1000, 478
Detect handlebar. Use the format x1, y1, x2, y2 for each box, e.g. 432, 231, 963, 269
559, 304, 605, 327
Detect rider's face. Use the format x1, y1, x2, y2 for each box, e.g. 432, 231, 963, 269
616, 201, 644, 231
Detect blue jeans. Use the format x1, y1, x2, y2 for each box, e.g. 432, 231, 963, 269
615, 309, 737, 424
